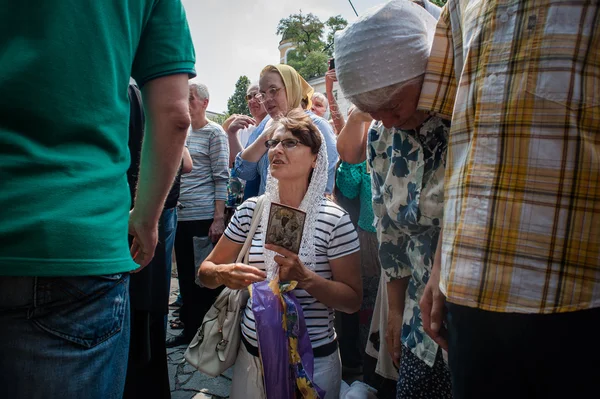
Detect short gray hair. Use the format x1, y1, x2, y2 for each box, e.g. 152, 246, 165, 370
247, 82, 259, 94
190, 83, 209, 100
311, 92, 329, 109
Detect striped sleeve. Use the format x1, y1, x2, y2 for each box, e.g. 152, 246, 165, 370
417, 4, 457, 120
223, 198, 257, 244
209, 127, 230, 201
327, 212, 360, 260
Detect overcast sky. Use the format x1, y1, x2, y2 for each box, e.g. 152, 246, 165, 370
181, 0, 384, 113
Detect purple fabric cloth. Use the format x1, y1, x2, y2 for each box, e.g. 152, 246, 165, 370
251, 280, 325, 398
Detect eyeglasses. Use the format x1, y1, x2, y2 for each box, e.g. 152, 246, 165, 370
245, 92, 260, 102
264, 138, 304, 150
256, 87, 283, 103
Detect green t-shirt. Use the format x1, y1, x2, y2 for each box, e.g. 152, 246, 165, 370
0, 1, 196, 276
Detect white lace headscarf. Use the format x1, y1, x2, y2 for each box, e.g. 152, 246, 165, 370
259, 119, 329, 281
334, 0, 437, 98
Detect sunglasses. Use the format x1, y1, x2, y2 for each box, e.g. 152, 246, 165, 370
264, 138, 304, 150
246, 92, 260, 102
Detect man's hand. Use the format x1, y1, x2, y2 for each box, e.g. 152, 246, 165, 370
128, 209, 158, 271
221, 114, 240, 132
226, 115, 256, 136
209, 218, 225, 243
130, 73, 190, 271
420, 257, 448, 350
386, 311, 404, 368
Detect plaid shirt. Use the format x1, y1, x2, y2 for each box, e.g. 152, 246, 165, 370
418, 0, 600, 313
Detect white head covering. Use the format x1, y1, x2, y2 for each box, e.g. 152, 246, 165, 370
260, 126, 329, 281
334, 0, 438, 97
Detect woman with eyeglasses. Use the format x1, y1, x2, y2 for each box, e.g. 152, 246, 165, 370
231, 64, 339, 197
199, 109, 362, 398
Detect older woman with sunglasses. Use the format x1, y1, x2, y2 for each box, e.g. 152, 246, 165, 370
232, 64, 339, 196
200, 110, 362, 398
222, 83, 271, 199
223, 83, 269, 166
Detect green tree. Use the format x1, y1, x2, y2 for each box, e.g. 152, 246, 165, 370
208, 112, 229, 126
293, 51, 329, 81
227, 75, 251, 116
431, 0, 447, 7
324, 16, 348, 57
277, 11, 347, 80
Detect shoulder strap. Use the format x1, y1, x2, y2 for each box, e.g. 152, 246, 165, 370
236, 196, 265, 264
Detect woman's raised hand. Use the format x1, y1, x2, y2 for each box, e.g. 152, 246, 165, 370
348, 106, 373, 124
215, 263, 267, 290
325, 69, 338, 93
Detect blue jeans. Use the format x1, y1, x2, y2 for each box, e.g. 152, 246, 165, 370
163, 207, 177, 279
163, 207, 177, 331
0, 274, 130, 399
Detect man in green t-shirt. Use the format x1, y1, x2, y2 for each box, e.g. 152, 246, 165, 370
0, 1, 196, 397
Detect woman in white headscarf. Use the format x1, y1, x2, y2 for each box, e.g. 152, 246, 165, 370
199, 109, 362, 398
335, 0, 452, 398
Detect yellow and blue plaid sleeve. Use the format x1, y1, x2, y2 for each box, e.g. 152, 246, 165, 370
418, 4, 457, 120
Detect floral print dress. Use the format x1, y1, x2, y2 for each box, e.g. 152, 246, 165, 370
368, 116, 449, 367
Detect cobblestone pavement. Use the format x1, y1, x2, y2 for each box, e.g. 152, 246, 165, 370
166, 270, 364, 398
167, 273, 232, 399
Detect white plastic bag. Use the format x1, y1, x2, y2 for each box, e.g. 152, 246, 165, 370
339, 381, 378, 399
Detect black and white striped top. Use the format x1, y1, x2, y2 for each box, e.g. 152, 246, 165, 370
224, 197, 360, 349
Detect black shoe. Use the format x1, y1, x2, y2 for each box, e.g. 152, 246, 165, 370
166, 333, 192, 348
169, 296, 183, 309
342, 365, 363, 376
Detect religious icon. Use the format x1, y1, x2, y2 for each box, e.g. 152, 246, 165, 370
265, 202, 306, 254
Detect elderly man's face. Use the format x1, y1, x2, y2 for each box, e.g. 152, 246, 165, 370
189, 89, 207, 115
246, 86, 267, 120
360, 77, 423, 129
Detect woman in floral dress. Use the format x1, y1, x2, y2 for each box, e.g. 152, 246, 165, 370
335, 1, 452, 397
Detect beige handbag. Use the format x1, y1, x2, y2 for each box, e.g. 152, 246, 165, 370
184, 196, 265, 377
